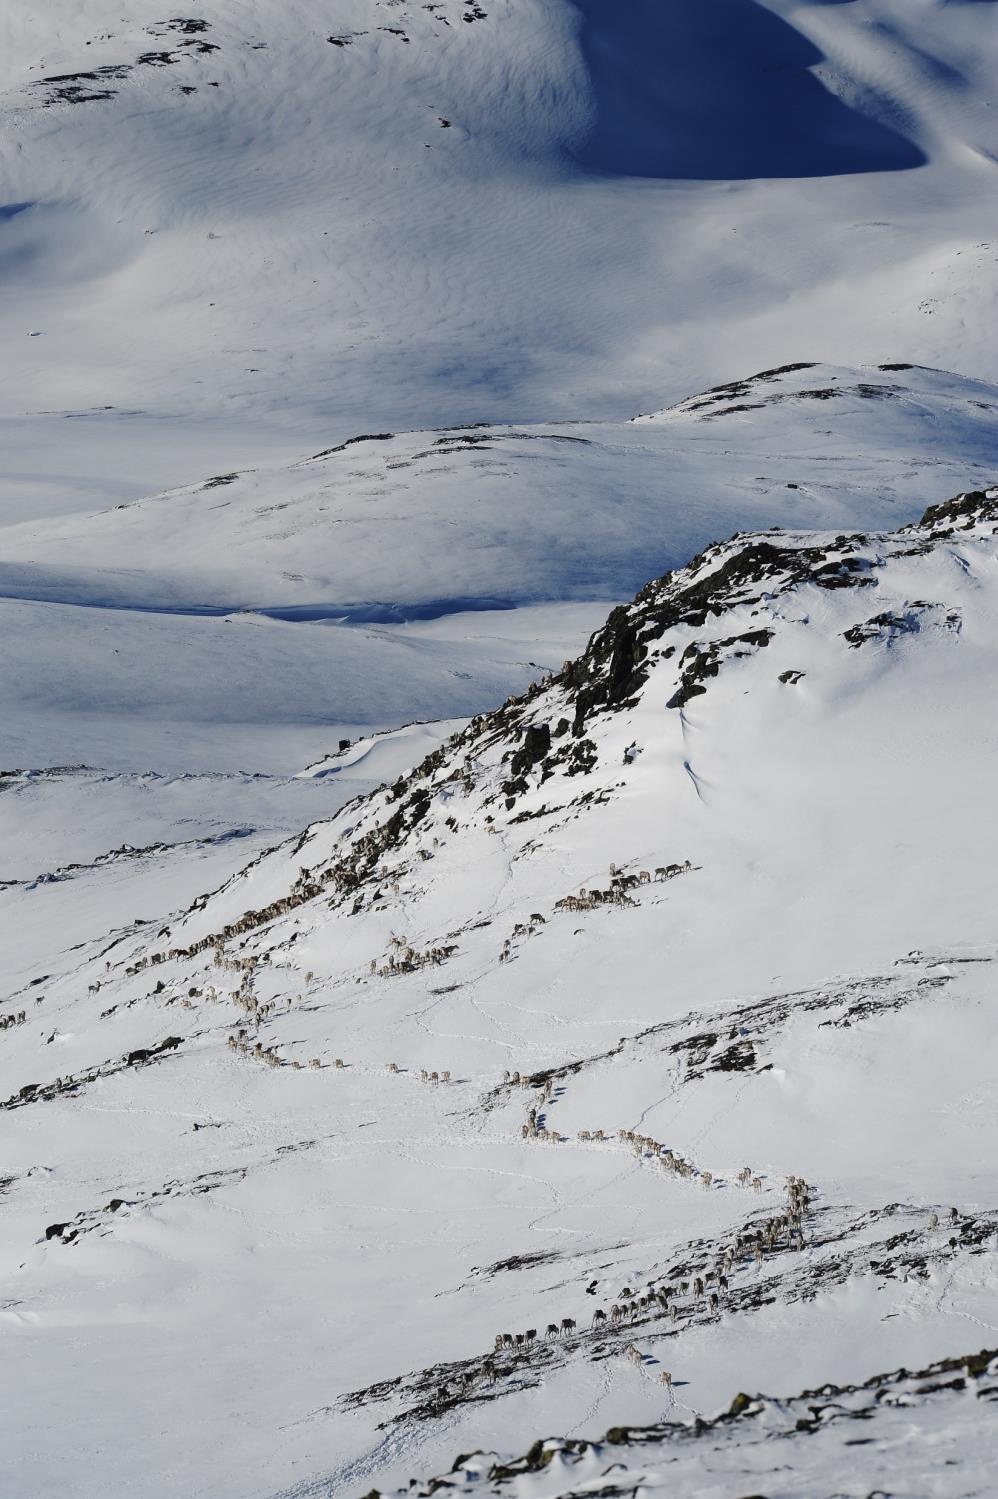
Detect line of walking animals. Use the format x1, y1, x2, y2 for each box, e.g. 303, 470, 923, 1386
469, 1174, 814, 1395
553, 862, 693, 916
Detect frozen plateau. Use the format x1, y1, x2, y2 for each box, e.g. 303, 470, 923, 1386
1, 2, 998, 1497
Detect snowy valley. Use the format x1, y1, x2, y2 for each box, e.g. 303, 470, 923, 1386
2, 2, 998, 1497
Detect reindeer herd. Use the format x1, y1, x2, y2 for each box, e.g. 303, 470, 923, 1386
10, 815, 966, 1435
371, 934, 458, 978
484, 1171, 818, 1384
53, 843, 695, 1091
553, 861, 693, 916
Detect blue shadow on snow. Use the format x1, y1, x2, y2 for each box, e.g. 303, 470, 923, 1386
570, 0, 926, 179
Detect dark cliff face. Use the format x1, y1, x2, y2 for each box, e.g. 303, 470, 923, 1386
562, 536, 874, 733
430, 486, 997, 791
912, 488, 998, 537
497, 483, 994, 745
450, 483, 995, 816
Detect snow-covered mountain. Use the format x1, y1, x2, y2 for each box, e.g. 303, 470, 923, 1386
3, 359, 996, 779
4, 2, 998, 1494
2, 0, 998, 510
4, 362, 996, 614
4, 485, 996, 1498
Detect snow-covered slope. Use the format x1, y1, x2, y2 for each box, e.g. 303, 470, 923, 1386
4, 1, 998, 1491
2, 0, 997, 504
3, 359, 993, 780
380, 1348, 998, 1499
4, 485, 996, 1498
3, 363, 996, 614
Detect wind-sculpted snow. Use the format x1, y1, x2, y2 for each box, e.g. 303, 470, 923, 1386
3, 486, 997, 1498
1, 0, 997, 473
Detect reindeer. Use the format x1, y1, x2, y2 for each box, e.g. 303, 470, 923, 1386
591, 1309, 607, 1330
560, 1318, 576, 1337
545, 1324, 559, 1340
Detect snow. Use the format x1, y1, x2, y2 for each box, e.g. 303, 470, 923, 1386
4, 490, 998, 1498
3, 364, 996, 616
3, 2, 998, 1494
1, 0, 997, 463
1, 361, 993, 779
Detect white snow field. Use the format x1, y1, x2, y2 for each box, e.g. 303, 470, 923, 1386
3, 488, 998, 1498
3, 1, 998, 1495
1, 360, 995, 777
1, 0, 998, 493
